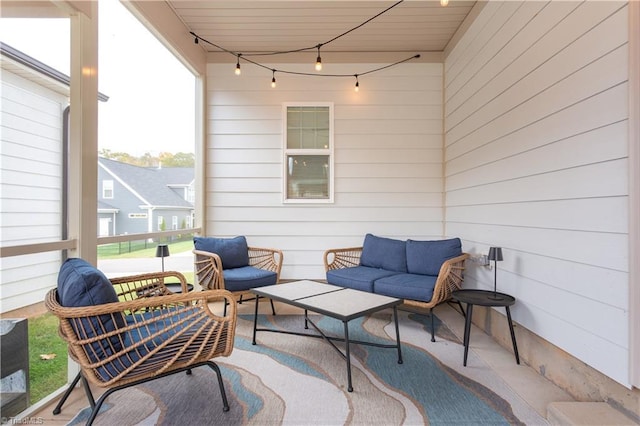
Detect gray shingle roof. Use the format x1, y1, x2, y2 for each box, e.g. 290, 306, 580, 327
98, 157, 193, 208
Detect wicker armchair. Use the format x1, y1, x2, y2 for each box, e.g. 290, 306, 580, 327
194, 244, 283, 315
324, 247, 468, 341
46, 270, 236, 425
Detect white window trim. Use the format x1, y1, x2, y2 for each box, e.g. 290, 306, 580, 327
103, 179, 114, 199
282, 102, 335, 204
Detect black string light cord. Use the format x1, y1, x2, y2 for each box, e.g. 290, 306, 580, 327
189, 0, 422, 89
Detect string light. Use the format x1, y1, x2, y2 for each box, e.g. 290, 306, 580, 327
441, 0, 449, 6
235, 54, 241, 75
189, 0, 422, 89
315, 45, 322, 71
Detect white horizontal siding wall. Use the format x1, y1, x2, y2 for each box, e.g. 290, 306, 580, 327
444, 1, 630, 386
206, 62, 444, 279
1, 70, 66, 312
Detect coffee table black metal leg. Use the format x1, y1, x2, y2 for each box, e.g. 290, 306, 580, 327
505, 306, 520, 364
393, 306, 403, 364
252, 294, 260, 345
463, 303, 474, 366
343, 321, 353, 392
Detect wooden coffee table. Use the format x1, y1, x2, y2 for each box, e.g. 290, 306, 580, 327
250, 280, 403, 392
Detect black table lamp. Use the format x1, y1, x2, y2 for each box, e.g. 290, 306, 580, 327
156, 244, 170, 272
488, 247, 504, 300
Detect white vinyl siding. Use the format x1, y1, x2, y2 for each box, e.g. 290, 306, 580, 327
444, 1, 630, 386
0, 69, 66, 312
206, 62, 444, 279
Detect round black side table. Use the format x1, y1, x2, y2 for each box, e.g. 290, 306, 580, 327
451, 289, 520, 366
165, 282, 194, 293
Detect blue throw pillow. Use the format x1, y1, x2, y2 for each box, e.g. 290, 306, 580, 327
406, 238, 462, 276
57, 258, 125, 359
360, 234, 407, 273
194, 236, 250, 269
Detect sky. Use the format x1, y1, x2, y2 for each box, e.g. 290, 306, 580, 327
0, 1, 195, 156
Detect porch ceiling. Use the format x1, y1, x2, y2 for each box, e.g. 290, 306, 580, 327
165, 0, 476, 54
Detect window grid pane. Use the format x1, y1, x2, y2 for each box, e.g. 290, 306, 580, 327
286, 106, 330, 150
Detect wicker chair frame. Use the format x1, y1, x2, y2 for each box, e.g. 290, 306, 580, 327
324, 247, 469, 341
193, 246, 283, 314
45, 271, 236, 425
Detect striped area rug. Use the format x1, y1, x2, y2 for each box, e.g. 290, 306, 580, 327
69, 311, 546, 425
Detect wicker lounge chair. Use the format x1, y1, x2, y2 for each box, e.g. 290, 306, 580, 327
193, 236, 283, 315
46, 267, 236, 425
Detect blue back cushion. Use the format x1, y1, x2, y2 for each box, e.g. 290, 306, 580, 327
57, 258, 125, 358
194, 236, 249, 269
360, 234, 407, 273
406, 238, 462, 276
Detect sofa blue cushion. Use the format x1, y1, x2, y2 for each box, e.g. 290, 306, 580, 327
360, 234, 407, 273
194, 236, 250, 269
57, 258, 125, 360
326, 266, 399, 293
406, 238, 462, 276
223, 266, 277, 292
373, 273, 438, 303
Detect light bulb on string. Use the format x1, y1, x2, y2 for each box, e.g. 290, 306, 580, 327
271, 70, 277, 88
354, 75, 360, 92
440, 0, 449, 6
235, 54, 241, 75
315, 45, 322, 71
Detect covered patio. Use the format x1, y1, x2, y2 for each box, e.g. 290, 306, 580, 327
0, 0, 638, 423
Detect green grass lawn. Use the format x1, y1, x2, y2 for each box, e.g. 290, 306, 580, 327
28, 313, 67, 404
98, 239, 195, 259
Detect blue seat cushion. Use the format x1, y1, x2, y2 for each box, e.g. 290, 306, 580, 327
95, 307, 196, 382
373, 273, 438, 303
194, 236, 249, 269
360, 234, 407, 273
326, 266, 399, 293
406, 238, 462, 276
223, 266, 277, 292
57, 258, 125, 359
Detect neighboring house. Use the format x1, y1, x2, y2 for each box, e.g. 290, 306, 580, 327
97, 157, 194, 236
0, 42, 107, 312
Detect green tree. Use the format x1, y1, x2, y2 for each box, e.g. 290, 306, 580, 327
161, 152, 194, 167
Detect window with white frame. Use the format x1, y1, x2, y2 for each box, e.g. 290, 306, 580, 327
172, 215, 178, 230
157, 215, 165, 231
102, 180, 114, 199
283, 104, 333, 203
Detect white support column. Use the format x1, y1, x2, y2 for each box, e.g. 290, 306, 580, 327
195, 74, 206, 235
629, 0, 640, 389
68, 2, 99, 265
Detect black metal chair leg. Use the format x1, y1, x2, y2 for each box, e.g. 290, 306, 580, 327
81, 373, 96, 408
430, 307, 436, 342
206, 361, 230, 411
52, 371, 82, 415
457, 300, 466, 318
86, 386, 118, 426
270, 298, 276, 315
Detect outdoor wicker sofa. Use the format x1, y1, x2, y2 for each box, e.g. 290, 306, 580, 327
324, 234, 469, 341
46, 258, 236, 425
